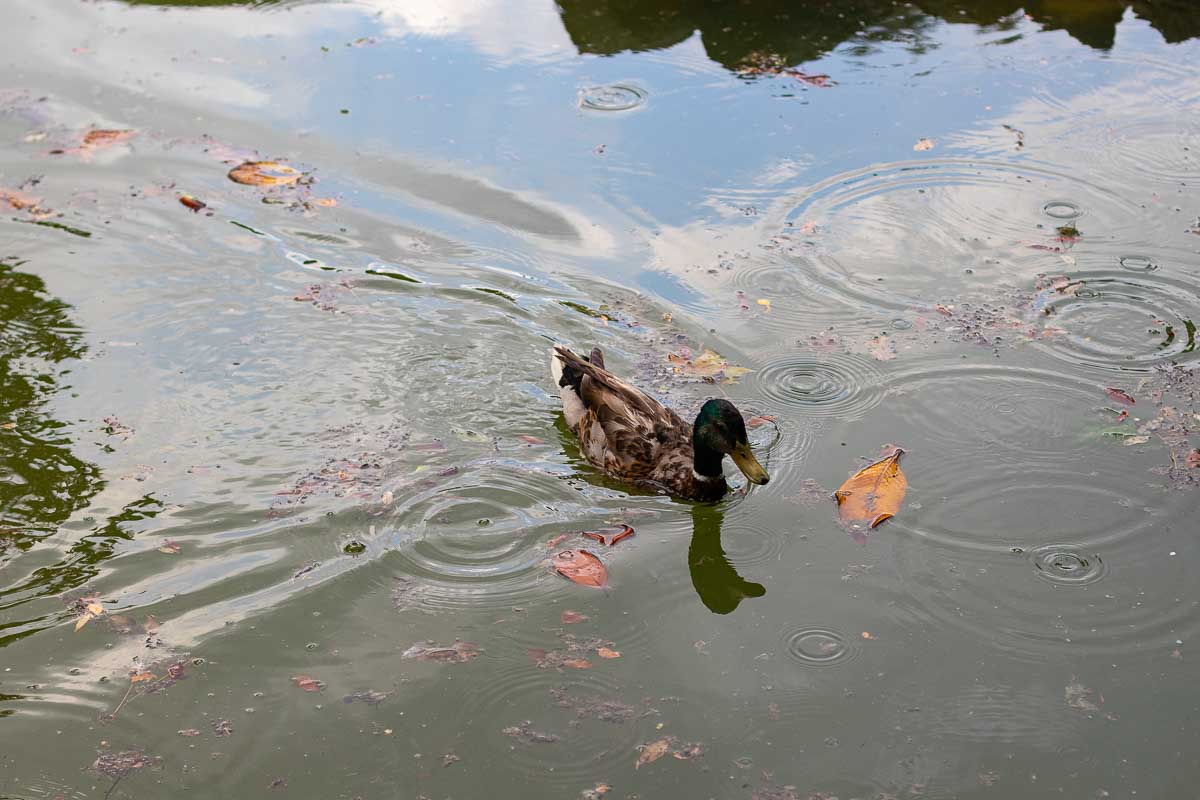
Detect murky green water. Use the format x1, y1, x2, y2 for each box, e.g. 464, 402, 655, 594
2, 1, 1200, 797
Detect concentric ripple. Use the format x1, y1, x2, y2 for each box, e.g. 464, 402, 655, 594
752, 354, 885, 419
1029, 544, 1107, 586
1034, 270, 1200, 371
779, 625, 858, 667
578, 84, 646, 111
778, 159, 1143, 311
388, 467, 580, 612
456, 662, 640, 790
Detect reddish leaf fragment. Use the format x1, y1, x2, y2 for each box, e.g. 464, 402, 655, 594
552, 549, 608, 587
546, 533, 570, 549
291, 675, 326, 692
562, 658, 592, 669
158, 540, 181, 554
560, 610, 588, 624
179, 195, 206, 212
746, 414, 777, 428
1105, 387, 1135, 406
1188, 450, 1200, 469
596, 647, 620, 659
580, 525, 635, 547
518, 435, 545, 444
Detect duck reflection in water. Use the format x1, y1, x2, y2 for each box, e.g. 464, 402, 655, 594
688, 502, 765, 614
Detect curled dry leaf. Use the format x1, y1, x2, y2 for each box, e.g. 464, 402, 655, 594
581, 524, 634, 547
552, 549, 608, 587
1105, 387, 1135, 406
179, 195, 206, 212
834, 448, 908, 531
666, 349, 751, 384
228, 161, 302, 187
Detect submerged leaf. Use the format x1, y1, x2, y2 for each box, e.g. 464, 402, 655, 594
1105, 387, 1136, 406
636, 736, 675, 769
402, 641, 481, 664
552, 549, 608, 587
834, 449, 908, 531
581, 524, 635, 547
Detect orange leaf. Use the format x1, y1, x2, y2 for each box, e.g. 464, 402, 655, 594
834, 449, 908, 530
580, 524, 634, 547
130, 670, 156, 683
552, 549, 608, 588
291, 675, 326, 692
562, 658, 592, 669
82, 129, 135, 149
597, 647, 620, 659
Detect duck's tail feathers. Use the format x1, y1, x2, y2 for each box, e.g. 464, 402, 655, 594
550, 346, 588, 428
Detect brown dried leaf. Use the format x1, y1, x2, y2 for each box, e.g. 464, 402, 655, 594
596, 647, 621, 659
1105, 387, 1135, 406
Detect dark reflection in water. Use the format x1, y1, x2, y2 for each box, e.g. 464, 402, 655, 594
558, 0, 1200, 66
687, 502, 765, 614
0, 260, 104, 640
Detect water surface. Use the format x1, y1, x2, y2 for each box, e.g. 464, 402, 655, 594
2, 1, 1200, 797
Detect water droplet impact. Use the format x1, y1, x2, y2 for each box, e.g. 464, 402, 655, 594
891, 318, 913, 330
579, 85, 646, 112
1043, 201, 1081, 220
1030, 545, 1106, 586
781, 626, 855, 666
1119, 255, 1158, 272
755, 355, 884, 418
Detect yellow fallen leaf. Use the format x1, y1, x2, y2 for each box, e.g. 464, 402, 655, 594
635, 736, 673, 769
130, 670, 156, 683
834, 449, 908, 529
757, 298, 771, 313
74, 603, 104, 632
597, 647, 621, 659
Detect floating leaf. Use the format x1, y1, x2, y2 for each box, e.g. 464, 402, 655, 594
158, 540, 181, 554
519, 434, 545, 445
179, 195, 206, 212
74, 602, 104, 632
291, 675, 326, 692
552, 549, 608, 587
636, 736, 674, 769
1187, 449, 1200, 469
1105, 387, 1135, 406
666, 349, 751, 384
597, 647, 621, 659
913, 137, 935, 151
746, 414, 777, 428
130, 670, 156, 683
562, 658, 592, 669
560, 610, 588, 624
868, 335, 896, 361
757, 298, 771, 313
402, 641, 481, 664
581, 524, 635, 547
82, 129, 136, 150
834, 449, 908, 531
1123, 435, 1150, 446
228, 161, 301, 186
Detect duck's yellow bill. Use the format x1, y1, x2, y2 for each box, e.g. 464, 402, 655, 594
731, 443, 770, 485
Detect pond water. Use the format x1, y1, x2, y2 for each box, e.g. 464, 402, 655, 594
2, 1, 1200, 797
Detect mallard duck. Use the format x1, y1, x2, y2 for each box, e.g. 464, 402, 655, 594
550, 345, 769, 501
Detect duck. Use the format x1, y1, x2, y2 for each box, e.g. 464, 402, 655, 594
550, 345, 769, 501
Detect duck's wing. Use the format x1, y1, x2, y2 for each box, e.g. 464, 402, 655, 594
551, 345, 687, 477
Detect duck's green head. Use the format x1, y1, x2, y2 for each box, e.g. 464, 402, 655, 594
693, 399, 770, 485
